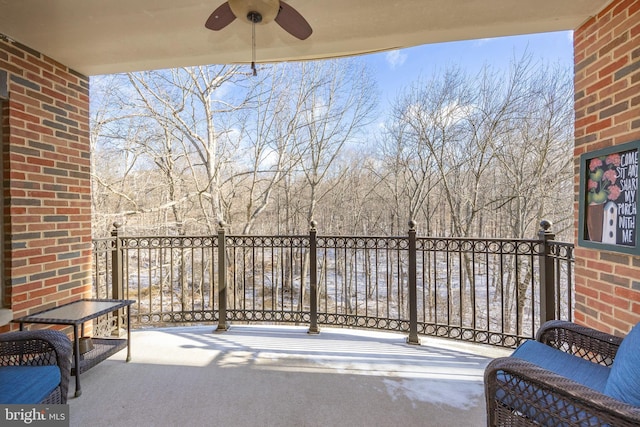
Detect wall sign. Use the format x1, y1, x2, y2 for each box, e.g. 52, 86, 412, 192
578, 140, 640, 255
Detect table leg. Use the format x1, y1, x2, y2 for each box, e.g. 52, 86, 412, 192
73, 324, 82, 397
126, 305, 131, 362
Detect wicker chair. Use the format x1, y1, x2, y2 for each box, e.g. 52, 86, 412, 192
0, 330, 72, 404
485, 320, 640, 427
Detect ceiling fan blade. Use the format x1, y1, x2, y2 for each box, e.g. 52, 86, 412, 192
275, 1, 313, 40
205, 2, 236, 31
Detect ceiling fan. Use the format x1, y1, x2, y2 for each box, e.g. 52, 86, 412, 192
205, 0, 313, 40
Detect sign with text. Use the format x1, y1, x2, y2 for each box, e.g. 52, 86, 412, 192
579, 140, 640, 255
1, 405, 69, 427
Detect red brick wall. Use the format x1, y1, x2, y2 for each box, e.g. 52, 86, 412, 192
574, 0, 640, 336
0, 36, 92, 332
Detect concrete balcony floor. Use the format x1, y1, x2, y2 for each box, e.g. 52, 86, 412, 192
68, 325, 511, 427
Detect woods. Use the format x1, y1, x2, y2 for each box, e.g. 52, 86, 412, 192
91, 54, 574, 240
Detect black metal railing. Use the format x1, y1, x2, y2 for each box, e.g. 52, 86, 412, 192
92, 220, 573, 348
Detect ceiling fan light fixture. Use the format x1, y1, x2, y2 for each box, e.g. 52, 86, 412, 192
205, 0, 312, 40
228, 0, 280, 25
247, 12, 263, 24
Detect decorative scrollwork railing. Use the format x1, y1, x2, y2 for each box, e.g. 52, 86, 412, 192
92, 221, 573, 348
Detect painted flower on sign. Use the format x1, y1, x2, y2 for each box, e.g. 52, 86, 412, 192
587, 155, 621, 204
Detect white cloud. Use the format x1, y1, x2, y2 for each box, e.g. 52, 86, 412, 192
385, 50, 408, 69
402, 101, 474, 127
473, 38, 494, 47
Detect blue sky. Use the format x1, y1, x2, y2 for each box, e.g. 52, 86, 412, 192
364, 30, 574, 106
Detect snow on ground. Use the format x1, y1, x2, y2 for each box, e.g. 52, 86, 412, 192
383, 378, 484, 409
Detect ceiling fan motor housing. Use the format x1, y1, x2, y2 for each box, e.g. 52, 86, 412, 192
229, 0, 280, 24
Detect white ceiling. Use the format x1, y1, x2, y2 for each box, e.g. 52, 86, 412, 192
0, 0, 611, 76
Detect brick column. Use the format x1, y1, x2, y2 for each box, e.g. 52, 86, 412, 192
0, 37, 92, 331
573, 0, 640, 335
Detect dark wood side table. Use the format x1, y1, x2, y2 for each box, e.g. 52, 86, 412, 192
13, 298, 135, 397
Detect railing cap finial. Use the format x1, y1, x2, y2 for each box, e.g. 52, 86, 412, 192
540, 219, 553, 231
408, 219, 417, 231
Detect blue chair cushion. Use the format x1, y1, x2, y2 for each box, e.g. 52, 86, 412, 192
511, 340, 610, 392
0, 366, 61, 404
495, 340, 613, 426
603, 322, 640, 406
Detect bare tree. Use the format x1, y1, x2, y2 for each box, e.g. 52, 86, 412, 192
490, 61, 574, 239
91, 74, 158, 235
487, 60, 574, 333
289, 59, 378, 226
377, 55, 573, 333
269, 59, 378, 310
91, 55, 572, 243
229, 64, 307, 234
124, 65, 255, 233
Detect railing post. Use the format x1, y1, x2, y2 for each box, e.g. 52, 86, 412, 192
308, 221, 320, 334
407, 220, 420, 345
111, 222, 123, 335
216, 221, 229, 332
111, 222, 122, 300
538, 219, 556, 324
